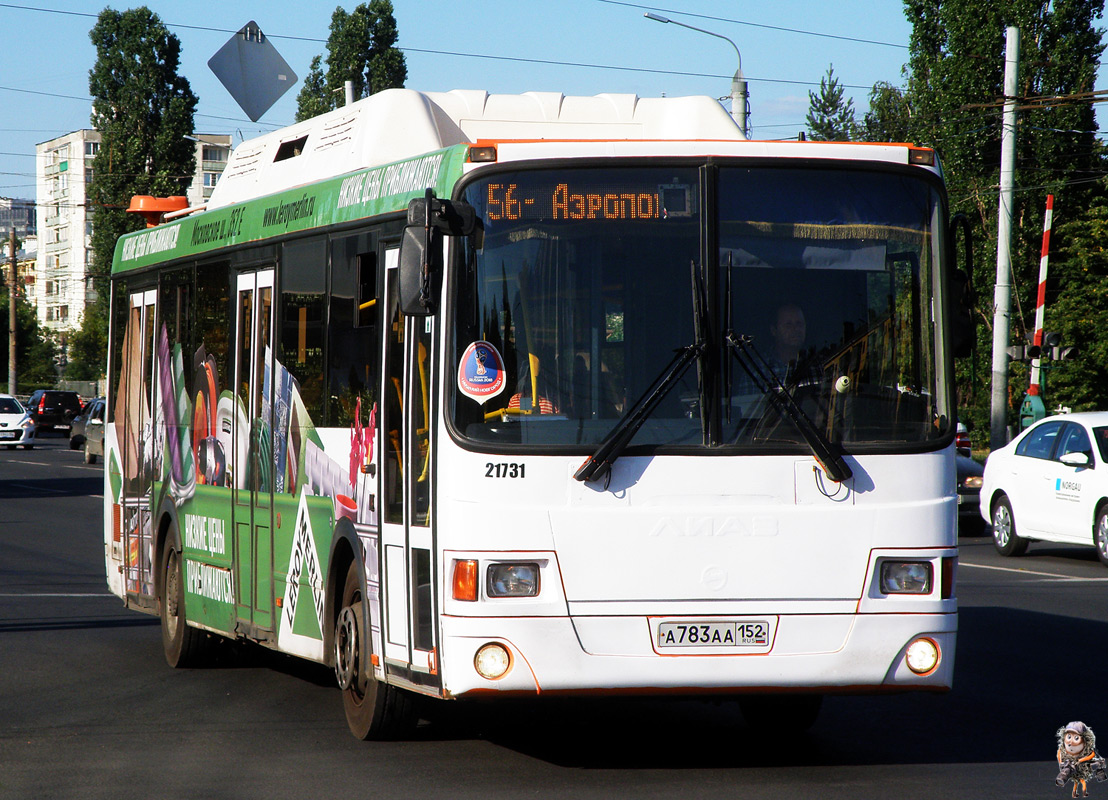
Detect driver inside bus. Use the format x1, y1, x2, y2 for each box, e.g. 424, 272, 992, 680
741, 302, 823, 392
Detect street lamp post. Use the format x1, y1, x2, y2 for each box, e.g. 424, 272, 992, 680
645, 12, 748, 137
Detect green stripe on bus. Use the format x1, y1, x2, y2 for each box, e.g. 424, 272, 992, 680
112, 144, 469, 273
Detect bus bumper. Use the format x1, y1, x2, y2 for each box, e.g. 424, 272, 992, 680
438, 612, 956, 698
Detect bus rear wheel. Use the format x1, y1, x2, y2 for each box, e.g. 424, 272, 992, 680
160, 531, 210, 668
336, 561, 415, 740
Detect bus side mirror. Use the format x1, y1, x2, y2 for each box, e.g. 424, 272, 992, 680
399, 190, 477, 316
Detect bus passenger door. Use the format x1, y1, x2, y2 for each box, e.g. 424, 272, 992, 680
379, 246, 440, 684
116, 289, 158, 598
233, 269, 275, 632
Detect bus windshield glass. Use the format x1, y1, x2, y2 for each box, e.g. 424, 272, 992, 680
451, 164, 949, 451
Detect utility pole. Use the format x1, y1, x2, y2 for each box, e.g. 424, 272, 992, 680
8, 228, 16, 395
990, 26, 1020, 451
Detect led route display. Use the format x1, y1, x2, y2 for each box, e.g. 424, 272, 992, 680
484, 181, 693, 222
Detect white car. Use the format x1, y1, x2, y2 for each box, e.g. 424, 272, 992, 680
981, 411, 1108, 565
0, 394, 36, 449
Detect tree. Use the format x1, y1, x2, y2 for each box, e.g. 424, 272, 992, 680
1036, 190, 1108, 411
295, 2, 407, 122
859, 81, 913, 143
806, 65, 857, 141
899, 0, 1106, 431
66, 304, 109, 382
82, 6, 197, 379
0, 285, 58, 391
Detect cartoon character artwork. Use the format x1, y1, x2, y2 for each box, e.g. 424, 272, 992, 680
1057, 721, 1108, 797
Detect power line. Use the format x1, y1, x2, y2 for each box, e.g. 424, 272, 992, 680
0, 1, 889, 93
593, 0, 910, 50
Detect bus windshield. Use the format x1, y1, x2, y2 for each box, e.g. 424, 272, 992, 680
451, 164, 949, 452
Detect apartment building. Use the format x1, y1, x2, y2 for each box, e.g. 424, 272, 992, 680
34, 130, 231, 338
0, 197, 37, 240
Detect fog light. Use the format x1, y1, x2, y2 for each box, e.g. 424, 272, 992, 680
905, 637, 940, 674
474, 642, 512, 680
880, 561, 933, 594
487, 563, 539, 597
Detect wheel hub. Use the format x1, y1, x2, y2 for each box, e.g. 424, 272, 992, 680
334, 606, 359, 690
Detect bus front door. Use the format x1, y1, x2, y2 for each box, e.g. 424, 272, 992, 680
116, 289, 158, 599
379, 245, 440, 686
232, 269, 275, 633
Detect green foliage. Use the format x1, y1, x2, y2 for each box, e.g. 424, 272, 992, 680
295, 2, 407, 122
806, 65, 857, 141
859, 82, 912, 143
1031, 189, 1108, 411
895, 0, 1106, 430
0, 286, 59, 391
85, 6, 196, 379
66, 303, 109, 382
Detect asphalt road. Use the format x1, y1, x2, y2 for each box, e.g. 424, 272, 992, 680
2, 435, 1106, 800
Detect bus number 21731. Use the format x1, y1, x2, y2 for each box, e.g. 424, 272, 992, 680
485, 462, 526, 478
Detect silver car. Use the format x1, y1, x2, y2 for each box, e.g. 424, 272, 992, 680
69, 397, 105, 463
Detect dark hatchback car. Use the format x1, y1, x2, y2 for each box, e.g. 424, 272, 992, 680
26, 389, 84, 432
956, 453, 984, 533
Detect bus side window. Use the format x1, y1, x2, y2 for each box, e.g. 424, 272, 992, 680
329, 233, 379, 427
280, 238, 326, 424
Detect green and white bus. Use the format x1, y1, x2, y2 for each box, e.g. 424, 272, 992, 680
104, 88, 970, 738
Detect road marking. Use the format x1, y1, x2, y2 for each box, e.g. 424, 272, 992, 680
959, 561, 1108, 581
0, 592, 116, 597
8, 482, 69, 494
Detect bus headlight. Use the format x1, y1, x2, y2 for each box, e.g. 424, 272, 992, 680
905, 637, 940, 674
474, 643, 512, 679
486, 563, 539, 597
880, 561, 933, 594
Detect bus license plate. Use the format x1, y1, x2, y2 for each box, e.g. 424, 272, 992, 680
656, 620, 772, 649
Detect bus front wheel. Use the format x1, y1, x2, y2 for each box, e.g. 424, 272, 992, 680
336, 561, 416, 740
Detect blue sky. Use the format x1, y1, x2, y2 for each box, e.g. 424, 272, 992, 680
0, 1, 1100, 201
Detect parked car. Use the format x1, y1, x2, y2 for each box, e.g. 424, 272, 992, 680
980, 411, 1108, 565
0, 394, 35, 449
26, 389, 83, 432
69, 397, 105, 463
955, 453, 983, 533
955, 422, 972, 458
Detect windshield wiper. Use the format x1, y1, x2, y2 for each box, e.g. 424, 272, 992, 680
726, 332, 853, 483
576, 260, 707, 485
573, 341, 703, 483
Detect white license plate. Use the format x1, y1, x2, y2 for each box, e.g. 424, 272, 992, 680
0, 431, 16, 439
656, 619, 773, 649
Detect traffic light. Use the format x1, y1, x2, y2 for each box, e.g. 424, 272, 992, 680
1055, 345, 1079, 360
1006, 345, 1028, 361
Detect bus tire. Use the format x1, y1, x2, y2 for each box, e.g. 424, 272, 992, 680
160, 531, 209, 668
990, 494, 1028, 557
336, 560, 416, 740
738, 694, 822, 732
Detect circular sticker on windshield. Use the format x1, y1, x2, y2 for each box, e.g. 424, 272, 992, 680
458, 341, 506, 404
